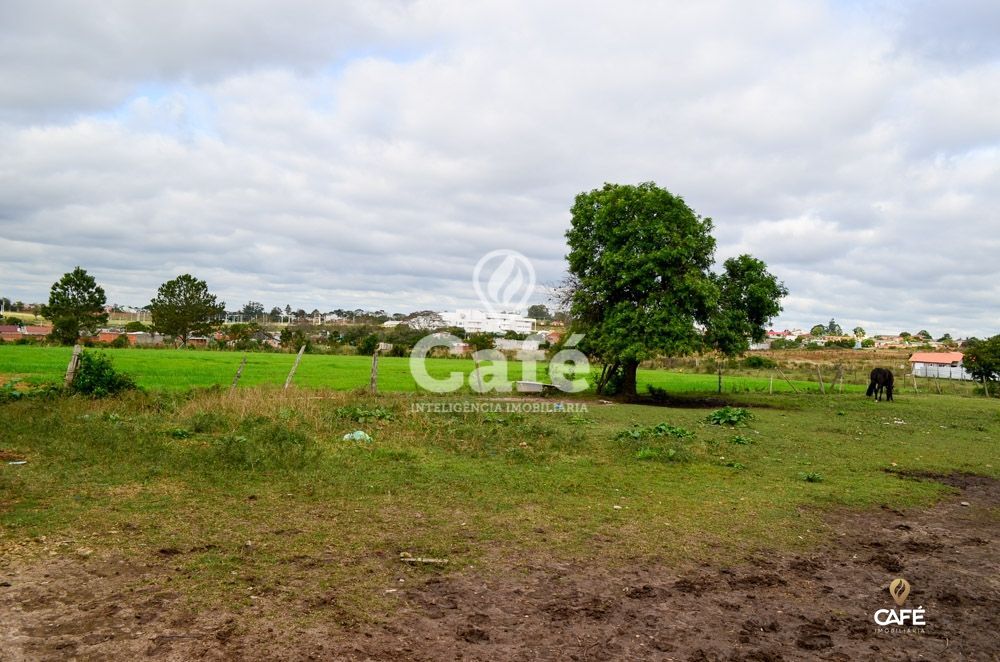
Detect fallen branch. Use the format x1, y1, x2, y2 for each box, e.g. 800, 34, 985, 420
399, 552, 449, 565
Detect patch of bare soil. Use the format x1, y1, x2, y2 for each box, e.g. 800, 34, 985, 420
1, 474, 997, 661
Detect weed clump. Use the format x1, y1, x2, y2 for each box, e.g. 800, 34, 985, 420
615, 423, 694, 441
334, 405, 395, 423
708, 406, 753, 426
617, 423, 695, 463
800, 471, 824, 483
211, 419, 318, 471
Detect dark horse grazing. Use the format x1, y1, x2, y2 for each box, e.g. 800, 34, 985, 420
866, 368, 894, 401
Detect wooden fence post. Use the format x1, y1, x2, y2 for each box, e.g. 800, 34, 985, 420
816, 366, 825, 395
769, 374, 773, 395
230, 354, 248, 393
64, 344, 82, 387
284, 345, 306, 390
369, 349, 379, 395
472, 355, 484, 393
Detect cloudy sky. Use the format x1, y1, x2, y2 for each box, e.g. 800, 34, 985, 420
1, 0, 998, 336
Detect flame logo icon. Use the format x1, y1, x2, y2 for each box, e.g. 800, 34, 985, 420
473, 249, 536, 314
889, 578, 911, 606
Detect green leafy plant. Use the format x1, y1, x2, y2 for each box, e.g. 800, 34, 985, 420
334, 405, 395, 423
616, 423, 694, 441
708, 406, 753, 426
729, 434, 753, 445
800, 471, 824, 483
70, 351, 136, 398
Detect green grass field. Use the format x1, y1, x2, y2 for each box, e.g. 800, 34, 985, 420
1, 382, 997, 620
0, 345, 838, 394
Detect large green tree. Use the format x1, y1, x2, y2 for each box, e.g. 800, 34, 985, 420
150, 274, 225, 346
565, 182, 785, 396
42, 267, 109, 345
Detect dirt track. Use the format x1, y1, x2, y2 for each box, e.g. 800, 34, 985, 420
2, 473, 997, 661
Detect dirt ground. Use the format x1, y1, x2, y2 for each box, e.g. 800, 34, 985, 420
2, 473, 997, 661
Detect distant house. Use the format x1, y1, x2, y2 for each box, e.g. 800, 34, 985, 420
909, 352, 971, 380
0, 324, 22, 341
873, 335, 906, 348
21, 326, 50, 337
494, 338, 541, 352
127, 331, 166, 346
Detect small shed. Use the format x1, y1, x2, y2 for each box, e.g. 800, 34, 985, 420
908, 352, 970, 380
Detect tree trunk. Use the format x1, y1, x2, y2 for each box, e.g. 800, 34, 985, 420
717, 366, 723, 394
621, 359, 639, 397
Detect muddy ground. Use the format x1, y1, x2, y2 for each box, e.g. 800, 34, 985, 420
2, 473, 997, 661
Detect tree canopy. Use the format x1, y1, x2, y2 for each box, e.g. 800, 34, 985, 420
149, 274, 225, 346
565, 182, 786, 395
527, 304, 552, 321
41, 267, 108, 345
810, 324, 826, 336
962, 335, 1000, 387
704, 255, 787, 358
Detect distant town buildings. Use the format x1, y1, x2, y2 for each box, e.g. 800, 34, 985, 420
438, 309, 535, 335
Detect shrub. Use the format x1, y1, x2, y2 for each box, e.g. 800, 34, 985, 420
742, 355, 777, 369
71, 351, 136, 398
708, 406, 753, 426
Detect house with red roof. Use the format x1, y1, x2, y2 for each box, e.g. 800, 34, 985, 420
909, 351, 971, 380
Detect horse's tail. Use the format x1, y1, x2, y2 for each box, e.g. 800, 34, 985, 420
866, 381, 876, 396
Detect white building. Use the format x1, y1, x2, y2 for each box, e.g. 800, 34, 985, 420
439, 309, 535, 335
909, 352, 972, 380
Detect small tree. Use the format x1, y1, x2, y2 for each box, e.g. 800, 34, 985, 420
962, 335, 1000, 392
703, 255, 787, 392
150, 274, 225, 346
853, 326, 865, 338
810, 324, 826, 336
916, 329, 932, 340
826, 318, 843, 335
241, 301, 265, 319
527, 304, 552, 321
42, 267, 109, 345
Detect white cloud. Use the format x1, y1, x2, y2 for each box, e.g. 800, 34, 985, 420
0, 0, 998, 336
